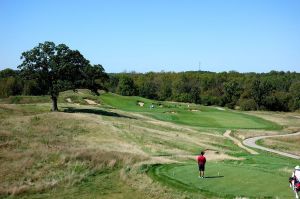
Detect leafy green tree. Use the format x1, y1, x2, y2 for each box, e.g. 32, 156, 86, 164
18, 41, 107, 111
156, 78, 172, 100
0, 77, 22, 97
223, 80, 242, 108
250, 78, 273, 109
80, 64, 109, 94
117, 75, 137, 96
289, 81, 300, 111
0, 68, 18, 78
239, 99, 257, 111
263, 92, 290, 111
138, 73, 158, 99
0, 68, 22, 97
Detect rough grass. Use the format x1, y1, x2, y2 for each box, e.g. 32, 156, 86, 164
260, 135, 300, 156
0, 105, 144, 198
247, 111, 300, 131
59, 90, 102, 105
0, 89, 101, 106
0, 95, 50, 104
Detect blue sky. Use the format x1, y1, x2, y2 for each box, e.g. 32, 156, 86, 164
1, 0, 299, 73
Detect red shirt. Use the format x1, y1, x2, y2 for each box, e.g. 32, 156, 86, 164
197, 155, 206, 165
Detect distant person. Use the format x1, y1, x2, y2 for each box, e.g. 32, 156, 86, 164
197, 151, 206, 178
289, 165, 300, 199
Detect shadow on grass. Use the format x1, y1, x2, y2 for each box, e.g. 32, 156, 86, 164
204, 176, 224, 179
62, 107, 135, 119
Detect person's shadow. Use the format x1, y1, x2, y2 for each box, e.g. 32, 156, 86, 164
204, 176, 224, 179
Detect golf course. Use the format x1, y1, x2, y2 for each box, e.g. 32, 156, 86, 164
1, 0, 300, 198
1, 90, 300, 199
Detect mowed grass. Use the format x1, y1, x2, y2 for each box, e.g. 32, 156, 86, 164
149, 161, 294, 199
100, 93, 281, 130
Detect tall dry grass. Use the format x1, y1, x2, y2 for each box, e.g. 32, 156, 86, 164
262, 135, 300, 156
0, 106, 145, 197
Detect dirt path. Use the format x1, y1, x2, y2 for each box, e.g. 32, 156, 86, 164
243, 132, 300, 159
223, 130, 258, 155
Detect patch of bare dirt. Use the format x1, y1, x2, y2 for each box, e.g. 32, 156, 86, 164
224, 130, 258, 155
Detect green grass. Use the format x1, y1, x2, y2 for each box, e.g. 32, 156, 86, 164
100, 93, 281, 130
1, 91, 295, 199
149, 161, 294, 199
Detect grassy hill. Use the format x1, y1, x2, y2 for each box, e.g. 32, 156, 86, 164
100, 93, 281, 130
0, 91, 298, 199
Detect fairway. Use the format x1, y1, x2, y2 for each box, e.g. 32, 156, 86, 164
149, 163, 293, 198
101, 93, 281, 130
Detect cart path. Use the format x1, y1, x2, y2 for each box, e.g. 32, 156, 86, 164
242, 131, 300, 159
223, 130, 258, 155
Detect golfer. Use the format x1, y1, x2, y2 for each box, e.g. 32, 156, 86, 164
290, 165, 300, 199
197, 151, 206, 178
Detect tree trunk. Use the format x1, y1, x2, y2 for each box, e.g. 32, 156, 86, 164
51, 96, 58, 111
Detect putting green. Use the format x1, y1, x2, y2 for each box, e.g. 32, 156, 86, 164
149, 163, 293, 198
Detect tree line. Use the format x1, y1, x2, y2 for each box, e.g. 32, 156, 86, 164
1, 69, 300, 112
108, 71, 300, 112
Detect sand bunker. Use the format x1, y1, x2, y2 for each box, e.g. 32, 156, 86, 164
66, 98, 72, 103
84, 99, 98, 105
164, 111, 177, 114
138, 102, 144, 107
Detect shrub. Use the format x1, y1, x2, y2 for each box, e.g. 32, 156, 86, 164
239, 99, 257, 111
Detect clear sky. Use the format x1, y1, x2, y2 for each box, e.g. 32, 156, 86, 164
1, 0, 299, 73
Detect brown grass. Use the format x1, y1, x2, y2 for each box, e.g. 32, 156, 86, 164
0, 106, 146, 197
233, 129, 281, 140
261, 135, 300, 156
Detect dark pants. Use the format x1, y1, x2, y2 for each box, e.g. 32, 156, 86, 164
198, 164, 205, 171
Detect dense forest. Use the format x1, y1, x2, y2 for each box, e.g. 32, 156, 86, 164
1, 68, 300, 112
